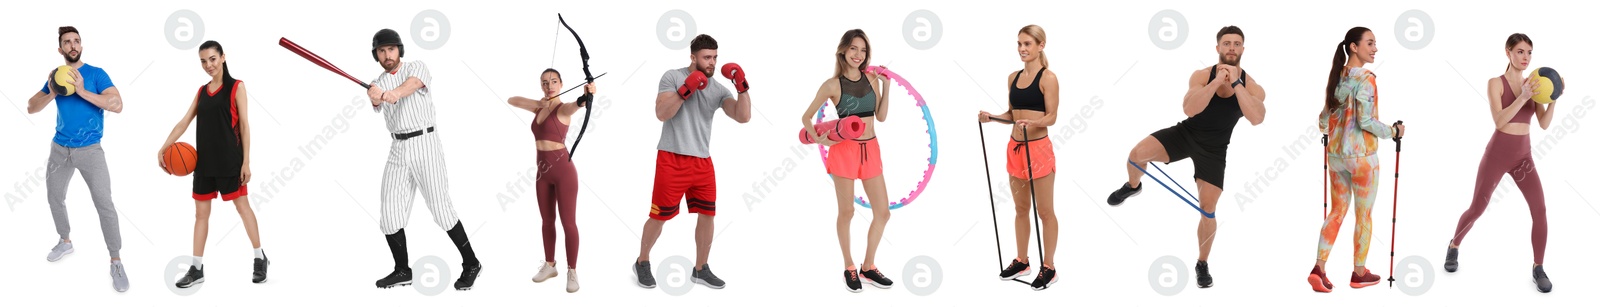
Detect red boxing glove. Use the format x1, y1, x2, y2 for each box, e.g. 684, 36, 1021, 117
720, 63, 750, 93
677, 70, 709, 99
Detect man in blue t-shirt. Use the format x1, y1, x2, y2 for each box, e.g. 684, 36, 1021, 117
26, 26, 129, 293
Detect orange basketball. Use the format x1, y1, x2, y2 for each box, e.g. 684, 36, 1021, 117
163, 142, 197, 176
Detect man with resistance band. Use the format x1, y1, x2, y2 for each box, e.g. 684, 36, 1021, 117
1105, 25, 1267, 289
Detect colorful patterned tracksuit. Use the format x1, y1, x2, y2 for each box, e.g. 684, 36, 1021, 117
1317, 67, 1395, 266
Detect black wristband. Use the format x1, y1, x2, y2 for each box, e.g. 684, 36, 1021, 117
1232, 78, 1245, 88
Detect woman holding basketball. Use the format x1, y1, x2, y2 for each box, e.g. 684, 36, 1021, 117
977, 24, 1060, 290
799, 29, 895, 293
157, 40, 267, 288
1308, 26, 1404, 293
1443, 33, 1563, 293
507, 69, 597, 293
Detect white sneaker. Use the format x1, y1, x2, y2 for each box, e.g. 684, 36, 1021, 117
47, 241, 74, 262
565, 269, 579, 293
110, 261, 129, 292
532, 262, 559, 283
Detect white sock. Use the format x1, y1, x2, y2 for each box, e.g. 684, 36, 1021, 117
254, 248, 265, 259
193, 256, 203, 269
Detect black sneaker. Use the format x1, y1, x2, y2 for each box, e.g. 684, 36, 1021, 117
861, 267, 893, 289
999, 258, 1031, 280
1533, 265, 1552, 293
844, 270, 863, 293
175, 265, 205, 288
1196, 261, 1213, 288
1107, 183, 1142, 206
454, 262, 481, 290
1444, 245, 1459, 272
692, 264, 726, 289
633, 261, 656, 289
376, 267, 413, 288
1030, 265, 1057, 290
252, 254, 270, 284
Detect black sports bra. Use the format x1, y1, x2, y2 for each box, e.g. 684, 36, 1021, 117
1009, 69, 1047, 112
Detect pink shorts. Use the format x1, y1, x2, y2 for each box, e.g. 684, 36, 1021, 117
826, 138, 883, 180
1007, 136, 1055, 179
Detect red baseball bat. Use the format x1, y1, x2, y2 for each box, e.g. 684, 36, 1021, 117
278, 37, 370, 89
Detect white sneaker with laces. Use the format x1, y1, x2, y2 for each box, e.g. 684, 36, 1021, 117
566, 269, 579, 293
532, 262, 559, 283
47, 241, 74, 262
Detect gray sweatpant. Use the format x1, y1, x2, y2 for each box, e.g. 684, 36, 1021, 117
46, 142, 122, 258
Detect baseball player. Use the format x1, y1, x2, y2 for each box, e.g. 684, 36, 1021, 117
27, 26, 130, 293
364, 29, 482, 291
632, 34, 752, 290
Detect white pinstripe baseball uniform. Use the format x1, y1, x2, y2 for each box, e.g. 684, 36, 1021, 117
370, 61, 459, 235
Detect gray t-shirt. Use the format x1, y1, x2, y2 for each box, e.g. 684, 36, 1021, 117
656, 67, 734, 158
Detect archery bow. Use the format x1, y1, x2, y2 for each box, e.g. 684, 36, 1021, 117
556, 13, 599, 158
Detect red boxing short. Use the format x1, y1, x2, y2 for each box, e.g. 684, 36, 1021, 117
650, 150, 717, 220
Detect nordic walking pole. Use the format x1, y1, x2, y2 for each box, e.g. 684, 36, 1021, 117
1388, 120, 1403, 288
980, 119, 1006, 273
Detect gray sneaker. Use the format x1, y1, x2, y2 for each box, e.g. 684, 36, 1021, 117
47, 241, 74, 262
111, 261, 129, 292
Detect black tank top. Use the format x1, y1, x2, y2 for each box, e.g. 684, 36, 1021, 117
1008, 69, 1047, 112
1179, 65, 1246, 148
195, 78, 244, 177
837, 74, 876, 118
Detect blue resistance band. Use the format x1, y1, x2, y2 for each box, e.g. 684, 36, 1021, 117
1127, 160, 1215, 218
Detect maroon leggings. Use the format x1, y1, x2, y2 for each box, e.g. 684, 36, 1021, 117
537, 150, 580, 268
1451, 131, 1546, 264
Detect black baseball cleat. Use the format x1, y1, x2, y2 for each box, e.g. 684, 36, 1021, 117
999, 259, 1031, 280
1107, 183, 1142, 206
376, 268, 413, 289
1196, 261, 1214, 288
252, 253, 270, 284
454, 262, 482, 290
175, 266, 205, 288
860, 267, 894, 289
634, 260, 657, 289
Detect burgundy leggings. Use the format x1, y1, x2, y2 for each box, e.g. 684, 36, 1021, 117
537, 150, 580, 268
1451, 131, 1546, 264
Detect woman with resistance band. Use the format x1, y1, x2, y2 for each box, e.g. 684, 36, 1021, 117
1444, 33, 1563, 293
1308, 27, 1404, 293
977, 24, 1060, 290
800, 29, 895, 293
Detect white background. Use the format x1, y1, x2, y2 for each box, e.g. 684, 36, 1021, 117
1, 0, 1596, 306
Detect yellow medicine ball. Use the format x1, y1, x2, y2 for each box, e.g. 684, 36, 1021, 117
52, 65, 76, 96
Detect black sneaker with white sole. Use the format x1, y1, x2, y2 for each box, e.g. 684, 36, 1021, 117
1030, 265, 1057, 290
692, 264, 726, 289
454, 262, 481, 290
175, 266, 204, 288
844, 270, 863, 293
633, 261, 656, 289
252, 254, 270, 284
1196, 261, 1214, 288
999, 259, 1031, 280
1444, 245, 1459, 272
376, 267, 413, 289
861, 268, 893, 289
1107, 183, 1143, 206
1533, 265, 1553, 293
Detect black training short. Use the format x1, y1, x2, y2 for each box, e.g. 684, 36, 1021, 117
1149, 124, 1229, 189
